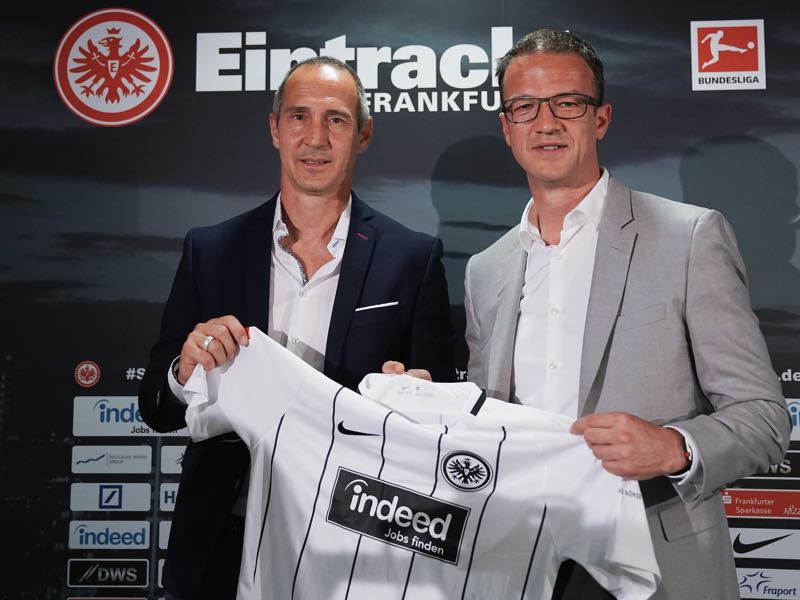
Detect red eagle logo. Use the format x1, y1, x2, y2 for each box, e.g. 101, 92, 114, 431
54, 9, 173, 126
70, 27, 157, 104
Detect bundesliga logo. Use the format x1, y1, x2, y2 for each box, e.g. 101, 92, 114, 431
53, 8, 174, 126
690, 19, 765, 91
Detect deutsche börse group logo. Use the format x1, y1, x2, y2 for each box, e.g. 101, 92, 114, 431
54, 8, 173, 126
690, 19, 765, 91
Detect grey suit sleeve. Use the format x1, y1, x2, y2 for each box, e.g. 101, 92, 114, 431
670, 209, 790, 503
464, 256, 489, 391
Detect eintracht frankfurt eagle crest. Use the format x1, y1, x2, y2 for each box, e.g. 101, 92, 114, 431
54, 9, 173, 126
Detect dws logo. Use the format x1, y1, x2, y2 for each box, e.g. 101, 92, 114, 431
68, 558, 148, 588
327, 468, 469, 563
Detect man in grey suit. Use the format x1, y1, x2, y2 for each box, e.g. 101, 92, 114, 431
464, 29, 791, 599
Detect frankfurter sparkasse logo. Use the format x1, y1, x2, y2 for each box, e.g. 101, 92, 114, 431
326, 468, 469, 564
54, 8, 173, 126
441, 451, 492, 491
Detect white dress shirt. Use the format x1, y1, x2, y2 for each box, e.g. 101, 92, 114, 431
268, 195, 350, 372
513, 170, 609, 416
512, 171, 697, 479
168, 195, 350, 396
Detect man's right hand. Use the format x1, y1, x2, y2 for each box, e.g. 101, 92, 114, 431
175, 315, 249, 385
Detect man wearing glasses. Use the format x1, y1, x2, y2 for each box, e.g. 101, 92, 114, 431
464, 29, 790, 598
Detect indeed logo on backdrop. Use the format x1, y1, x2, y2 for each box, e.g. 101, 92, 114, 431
68, 521, 150, 549
73, 397, 188, 437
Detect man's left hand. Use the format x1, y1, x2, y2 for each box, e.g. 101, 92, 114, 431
570, 412, 688, 480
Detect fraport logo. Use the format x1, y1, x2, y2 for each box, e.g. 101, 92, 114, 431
326, 468, 469, 564
69, 521, 150, 549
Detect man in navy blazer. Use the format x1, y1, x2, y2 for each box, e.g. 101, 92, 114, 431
138, 56, 454, 599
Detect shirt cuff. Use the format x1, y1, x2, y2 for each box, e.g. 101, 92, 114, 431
167, 356, 188, 405
664, 425, 699, 483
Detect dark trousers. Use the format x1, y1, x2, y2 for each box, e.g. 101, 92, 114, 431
166, 514, 245, 600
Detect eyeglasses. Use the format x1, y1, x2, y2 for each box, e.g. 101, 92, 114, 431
502, 93, 598, 123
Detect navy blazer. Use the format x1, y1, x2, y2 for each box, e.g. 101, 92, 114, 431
138, 192, 455, 596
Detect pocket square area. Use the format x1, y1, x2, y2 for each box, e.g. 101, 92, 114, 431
355, 301, 399, 312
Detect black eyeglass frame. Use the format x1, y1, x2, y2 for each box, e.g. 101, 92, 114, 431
502, 93, 599, 123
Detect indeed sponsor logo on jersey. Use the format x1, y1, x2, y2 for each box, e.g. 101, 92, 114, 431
737, 568, 800, 599
73, 397, 187, 437
67, 558, 148, 588
327, 467, 469, 564
68, 521, 150, 549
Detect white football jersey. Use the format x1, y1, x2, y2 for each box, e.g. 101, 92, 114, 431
183, 327, 659, 600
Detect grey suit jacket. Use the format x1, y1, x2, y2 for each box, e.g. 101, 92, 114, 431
464, 177, 790, 599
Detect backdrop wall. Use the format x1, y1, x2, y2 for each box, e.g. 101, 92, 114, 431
2, 1, 799, 598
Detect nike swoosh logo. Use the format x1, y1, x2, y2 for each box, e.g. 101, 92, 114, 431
337, 421, 378, 437
732, 532, 793, 554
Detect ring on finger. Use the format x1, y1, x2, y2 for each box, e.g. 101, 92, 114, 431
202, 335, 215, 351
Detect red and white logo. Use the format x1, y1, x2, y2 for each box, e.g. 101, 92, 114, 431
75, 360, 101, 388
690, 20, 765, 91
54, 9, 173, 126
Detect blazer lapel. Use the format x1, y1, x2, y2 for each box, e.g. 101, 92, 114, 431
579, 178, 637, 415
243, 194, 277, 333
324, 194, 376, 378
488, 232, 526, 401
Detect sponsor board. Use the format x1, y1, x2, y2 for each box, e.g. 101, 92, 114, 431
723, 489, 800, 519
67, 558, 148, 588
159, 520, 171, 550
69, 520, 150, 550
73, 397, 187, 437
54, 8, 173, 126
326, 468, 469, 564
738, 568, 800, 599
789, 399, 799, 441
160, 445, 185, 474
160, 483, 179, 512
70, 482, 151, 511
730, 527, 799, 559
749, 451, 800, 480
690, 19, 765, 91
72, 445, 152, 474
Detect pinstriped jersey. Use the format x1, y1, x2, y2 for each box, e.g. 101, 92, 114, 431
183, 327, 659, 599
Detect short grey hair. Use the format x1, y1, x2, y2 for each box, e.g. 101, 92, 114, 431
272, 56, 370, 130
495, 28, 605, 105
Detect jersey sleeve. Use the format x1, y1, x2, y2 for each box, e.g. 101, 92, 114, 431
182, 327, 304, 448
546, 437, 661, 599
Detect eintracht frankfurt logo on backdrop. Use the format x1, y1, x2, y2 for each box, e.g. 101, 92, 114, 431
54, 8, 173, 126
690, 19, 765, 91
442, 451, 492, 491
74, 360, 100, 388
